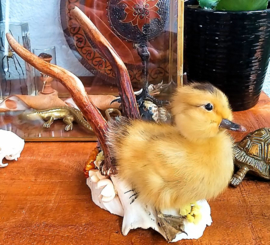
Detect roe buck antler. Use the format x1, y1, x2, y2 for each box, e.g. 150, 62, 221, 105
6, 7, 140, 175
6, 32, 115, 174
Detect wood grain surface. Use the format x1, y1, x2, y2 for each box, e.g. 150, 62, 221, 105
1, 93, 270, 245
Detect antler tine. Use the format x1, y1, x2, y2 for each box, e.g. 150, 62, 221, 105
6, 33, 116, 175
70, 6, 140, 120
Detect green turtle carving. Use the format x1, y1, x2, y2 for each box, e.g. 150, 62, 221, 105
231, 128, 270, 187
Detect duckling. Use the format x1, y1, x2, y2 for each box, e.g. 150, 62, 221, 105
106, 83, 245, 234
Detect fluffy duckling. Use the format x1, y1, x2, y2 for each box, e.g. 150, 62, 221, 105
106, 83, 244, 218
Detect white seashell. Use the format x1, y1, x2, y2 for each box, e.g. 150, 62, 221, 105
89, 169, 98, 177
89, 172, 116, 203
111, 176, 163, 236
100, 195, 115, 203
86, 177, 124, 216
86, 171, 212, 242
96, 179, 116, 202
99, 180, 116, 202
90, 174, 100, 183
96, 171, 108, 180
96, 179, 111, 189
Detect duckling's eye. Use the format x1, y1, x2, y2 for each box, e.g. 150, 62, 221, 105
204, 103, 213, 111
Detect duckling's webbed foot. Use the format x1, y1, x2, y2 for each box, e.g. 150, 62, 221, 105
99, 156, 117, 176
157, 213, 186, 241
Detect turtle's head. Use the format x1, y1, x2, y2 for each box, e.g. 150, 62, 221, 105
171, 82, 246, 141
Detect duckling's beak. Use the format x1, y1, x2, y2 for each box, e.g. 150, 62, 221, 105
219, 119, 246, 132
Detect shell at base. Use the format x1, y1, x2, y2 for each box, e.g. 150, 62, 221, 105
86, 166, 212, 242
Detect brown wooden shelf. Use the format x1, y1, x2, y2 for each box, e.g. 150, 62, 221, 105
1, 92, 270, 244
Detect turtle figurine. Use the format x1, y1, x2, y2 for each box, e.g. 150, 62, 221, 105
231, 128, 270, 187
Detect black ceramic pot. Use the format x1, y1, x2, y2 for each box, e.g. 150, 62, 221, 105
184, 3, 270, 111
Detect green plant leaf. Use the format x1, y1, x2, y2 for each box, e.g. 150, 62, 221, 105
199, 0, 219, 9
216, 0, 268, 11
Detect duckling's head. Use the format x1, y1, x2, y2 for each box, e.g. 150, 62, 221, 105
171, 83, 245, 141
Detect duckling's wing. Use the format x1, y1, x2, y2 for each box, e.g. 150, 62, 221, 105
106, 116, 186, 172
106, 117, 174, 155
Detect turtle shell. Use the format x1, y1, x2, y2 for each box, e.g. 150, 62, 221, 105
234, 128, 270, 179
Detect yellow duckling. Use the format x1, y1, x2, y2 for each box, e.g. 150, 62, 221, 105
106, 82, 245, 231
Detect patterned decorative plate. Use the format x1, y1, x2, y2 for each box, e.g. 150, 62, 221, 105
107, 0, 169, 43
60, 0, 174, 85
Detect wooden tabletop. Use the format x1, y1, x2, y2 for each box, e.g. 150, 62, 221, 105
1, 93, 270, 245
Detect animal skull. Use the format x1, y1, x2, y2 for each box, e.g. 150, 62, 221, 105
0, 130, 25, 167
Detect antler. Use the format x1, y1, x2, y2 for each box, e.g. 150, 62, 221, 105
6, 6, 141, 175
70, 6, 140, 119
6, 33, 116, 175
